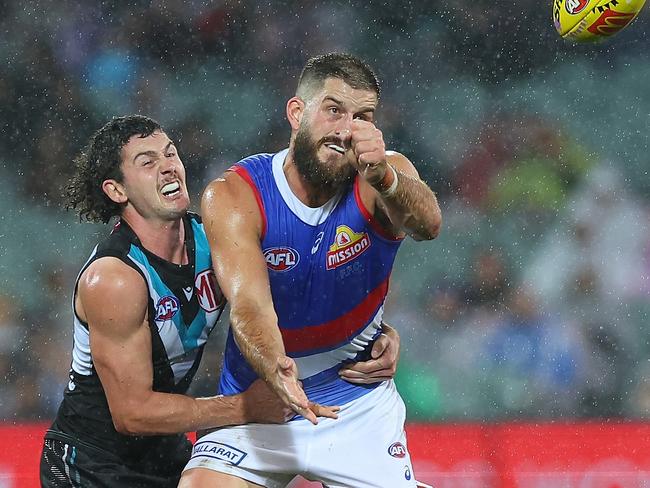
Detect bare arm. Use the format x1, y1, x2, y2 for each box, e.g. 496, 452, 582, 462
351, 120, 442, 241
77, 258, 292, 436
201, 172, 320, 424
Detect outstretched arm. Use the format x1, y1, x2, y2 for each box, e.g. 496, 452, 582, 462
78, 258, 296, 436
201, 171, 323, 424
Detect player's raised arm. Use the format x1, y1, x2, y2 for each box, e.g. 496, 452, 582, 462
78, 257, 293, 435
201, 171, 319, 424
351, 119, 441, 241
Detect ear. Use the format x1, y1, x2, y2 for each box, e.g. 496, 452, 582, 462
286, 96, 305, 131
102, 179, 128, 204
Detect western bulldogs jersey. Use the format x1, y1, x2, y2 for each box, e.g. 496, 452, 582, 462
219, 149, 403, 406
47, 213, 225, 458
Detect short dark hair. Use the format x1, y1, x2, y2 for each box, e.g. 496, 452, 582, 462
66, 115, 162, 223
296, 53, 380, 101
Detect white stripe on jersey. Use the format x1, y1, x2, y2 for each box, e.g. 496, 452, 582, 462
70, 245, 98, 376
294, 306, 384, 379
71, 317, 92, 375
126, 254, 188, 383
169, 348, 199, 380
272, 149, 343, 226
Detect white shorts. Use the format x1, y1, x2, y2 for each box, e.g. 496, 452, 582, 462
183, 380, 417, 488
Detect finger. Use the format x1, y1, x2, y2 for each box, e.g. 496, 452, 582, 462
353, 140, 382, 157
351, 119, 375, 132
304, 409, 318, 425
358, 151, 385, 167
285, 388, 310, 410
340, 358, 387, 374
350, 130, 376, 146
309, 402, 340, 419
339, 372, 392, 384
371, 334, 389, 359
339, 364, 391, 377
293, 404, 319, 425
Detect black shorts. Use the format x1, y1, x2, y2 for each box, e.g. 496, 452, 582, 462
40, 430, 192, 488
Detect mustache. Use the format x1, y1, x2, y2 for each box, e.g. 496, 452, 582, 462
317, 136, 348, 149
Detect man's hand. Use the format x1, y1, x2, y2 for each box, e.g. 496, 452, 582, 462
266, 356, 321, 425
339, 323, 400, 384
240, 379, 339, 424
350, 119, 388, 187
240, 379, 294, 424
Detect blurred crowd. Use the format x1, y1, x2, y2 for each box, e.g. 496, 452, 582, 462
1, 0, 649, 423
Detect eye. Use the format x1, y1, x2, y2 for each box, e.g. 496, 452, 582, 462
328, 106, 339, 115
142, 160, 152, 166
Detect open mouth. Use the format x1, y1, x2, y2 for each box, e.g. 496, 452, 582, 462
325, 143, 345, 155
161, 181, 181, 198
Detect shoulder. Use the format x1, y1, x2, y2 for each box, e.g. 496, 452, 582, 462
201, 170, 264, 239
78, 257, 148, 322
203, 170, 255, 208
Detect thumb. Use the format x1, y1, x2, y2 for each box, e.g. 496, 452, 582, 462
371, 335, 387, 359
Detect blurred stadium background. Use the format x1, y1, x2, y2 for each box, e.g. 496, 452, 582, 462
1, 0, 650, 486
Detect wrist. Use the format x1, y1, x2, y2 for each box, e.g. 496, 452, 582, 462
221, 394, 247, 425
373, 164, 398, 196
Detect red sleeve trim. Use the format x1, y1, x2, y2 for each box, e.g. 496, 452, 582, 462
353, 176, 403, 242
229, 165, 267, 240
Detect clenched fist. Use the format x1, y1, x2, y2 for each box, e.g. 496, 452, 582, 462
350, 119, 388, 187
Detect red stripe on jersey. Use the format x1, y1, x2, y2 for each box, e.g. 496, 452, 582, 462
281, 277, 389, 354
353, 177, 403, 241
229, 165, 267, 240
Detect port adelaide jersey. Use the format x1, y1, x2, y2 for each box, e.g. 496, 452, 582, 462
219, 149, 403, 406
50, 212, 225, 455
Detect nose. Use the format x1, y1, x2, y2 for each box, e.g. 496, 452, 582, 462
334, 114, 353, 143
160, 156, 176, 175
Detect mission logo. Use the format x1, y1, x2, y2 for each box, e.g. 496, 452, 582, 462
326, 225, 371, 270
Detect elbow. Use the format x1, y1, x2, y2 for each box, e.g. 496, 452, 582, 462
111, 406, 150, 436
112, 414, 143, 436
428, 207, 443, 239
112, 417, 136, 436
415, 213, 442, 241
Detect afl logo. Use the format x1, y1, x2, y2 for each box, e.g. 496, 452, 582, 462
565, 0, 589, 15
264, 247, 300, 272
388, 442, 407, 458
155, 296, 179, 321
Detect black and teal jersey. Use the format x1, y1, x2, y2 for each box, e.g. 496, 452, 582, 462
46, 212, 225, 460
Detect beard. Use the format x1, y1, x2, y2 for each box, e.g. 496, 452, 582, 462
292, 123, 356, 194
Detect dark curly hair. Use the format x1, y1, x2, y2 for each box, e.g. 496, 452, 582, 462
66, 115, 162, 223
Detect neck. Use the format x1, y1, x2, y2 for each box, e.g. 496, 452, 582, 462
121, 211, 187, 265
284, 145, 339, 208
